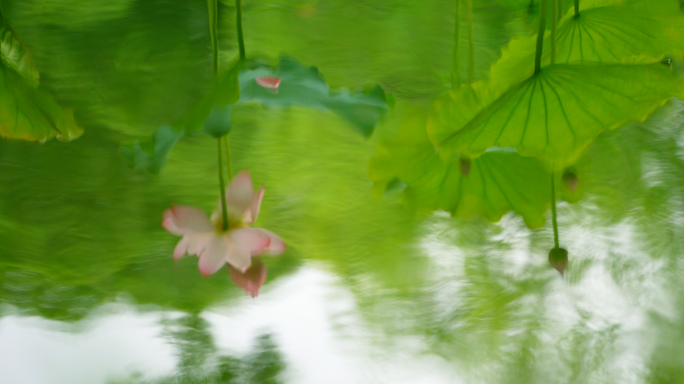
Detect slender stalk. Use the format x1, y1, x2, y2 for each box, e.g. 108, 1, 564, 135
551, 0, 557, 64
451, 0, 461, 88
208, 0, 219, 75
465, 0, 475, 83
574, 0, 579, 18
236, 0, 246, 60
218, 139, 229, 231
223, 136, 233, 181
534, 0, 548, 75
550, 172, 560, 249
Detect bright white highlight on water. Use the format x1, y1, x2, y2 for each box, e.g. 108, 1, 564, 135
0, 265, 462, 384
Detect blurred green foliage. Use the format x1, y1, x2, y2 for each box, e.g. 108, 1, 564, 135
0, 0, 684, 383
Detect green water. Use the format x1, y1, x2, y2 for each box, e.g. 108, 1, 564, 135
1, 0, 684, 383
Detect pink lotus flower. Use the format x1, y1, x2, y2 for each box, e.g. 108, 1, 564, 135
163, 171, 286, 276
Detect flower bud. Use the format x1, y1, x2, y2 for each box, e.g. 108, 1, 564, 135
460, 156, 471, 177
562, 169, 578, 193
548, 247, 568, 276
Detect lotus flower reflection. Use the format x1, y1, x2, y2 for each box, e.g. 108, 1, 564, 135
163, 171, 286, 281
228, 257, 267, 297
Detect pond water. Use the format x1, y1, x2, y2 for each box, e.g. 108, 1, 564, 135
1, 0, 684, 383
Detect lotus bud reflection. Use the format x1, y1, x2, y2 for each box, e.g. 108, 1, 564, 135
460, 156, 471, 177
229, 257, 267, 297
163, 171, 286, 276
548, 247, 568, 276
562, 169, 578, 193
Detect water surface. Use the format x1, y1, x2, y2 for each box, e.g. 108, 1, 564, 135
1, 1, 684, 383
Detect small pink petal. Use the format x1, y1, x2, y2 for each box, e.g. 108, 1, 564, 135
226, 243, 252, 273
168, 206, 212, 234
173, 237, 190, 260
229, 228, 272, 256
222, 171, 254, 222
187, 233, 211, 256
163, 217, 183, 236
243, 187, 264, 225
229, 258, 267, 298
198, 235, 230, 276
255, 76, 281, 89
163, 209, 173, 220
251, 228, 286, 256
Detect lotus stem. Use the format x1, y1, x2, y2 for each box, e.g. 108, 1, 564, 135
574, 0, 579, 18
550, 171, 560, 249
208, 0, 219, 76
465, 0, 475, 82
236, 0, 246, 60
218, 139, 229, 231
451, 0, 461, 88
223, 135, 233, 181
551, 0, 557, 64
534, 0, 548, 74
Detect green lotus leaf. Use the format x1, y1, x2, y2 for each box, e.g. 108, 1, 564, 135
447, 0, 522, 85
494, 0, 543, 12
0, 26, 39, 87
120, 56, 392, 173
553, 0, 684, 64
428, 63, 684, 170
496, 0, 623, 13
0, 65, 82, 142
371, 106, 582, 228
494, 0, 572, 28
490, 0, 684, 90
238, 56, 392, 137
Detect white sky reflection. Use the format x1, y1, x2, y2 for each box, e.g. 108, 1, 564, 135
0, 265, 461, 384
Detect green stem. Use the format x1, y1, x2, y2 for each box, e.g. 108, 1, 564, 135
465, 0, 474, 83
528, 0, 534, 14
451, 0, 461, 88
208, 0, 219, 75
574, 0, 579, 18
0, 0, 5, 26
218, 139, 229, 231
534, 0, 548, 75
223, 135, 233, 181
236, 0, 246, 60
550, 171, 560, 249
551, 0, 557, 64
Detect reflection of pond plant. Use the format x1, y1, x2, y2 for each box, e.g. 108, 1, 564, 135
371, 0, 684, 273
110, 314, 285, 384
133, 0, 392, 290
120, 0, 393, 175
0, 2, 83, 143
